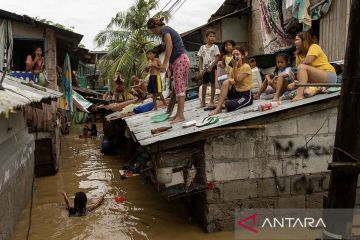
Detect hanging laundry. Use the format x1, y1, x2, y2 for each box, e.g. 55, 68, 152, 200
259, 0, 294, 54
292, 0, 312, 31
0, 20, 13, 71
310, 0, 333, 21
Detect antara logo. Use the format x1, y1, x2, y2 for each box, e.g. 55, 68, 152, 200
237, 214, 326, 233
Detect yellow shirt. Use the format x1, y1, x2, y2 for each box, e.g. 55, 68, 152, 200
296, 44, 335, 73
224, 55, 233, 75
230, 63, 253, 92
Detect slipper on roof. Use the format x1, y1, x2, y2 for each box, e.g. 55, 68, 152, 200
151, 113, 169, 123
204, 106, 216, 111
196, 116, 219, 127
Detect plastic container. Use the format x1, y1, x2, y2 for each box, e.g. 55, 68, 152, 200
258, 102, 280, 111
156, 167, 173, 184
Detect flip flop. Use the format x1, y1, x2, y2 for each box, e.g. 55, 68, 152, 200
196, 116, 219, 127
182, 120, 197, 128
204, 106, 216, 111
151, 113, 169, 123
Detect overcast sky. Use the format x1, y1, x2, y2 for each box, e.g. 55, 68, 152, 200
0, 0, 224, 50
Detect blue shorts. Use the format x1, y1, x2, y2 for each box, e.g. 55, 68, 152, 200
327, 72, 337, 84
147, 75, 162, 94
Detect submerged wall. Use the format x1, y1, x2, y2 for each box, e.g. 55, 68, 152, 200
0, 111, 35, 240
202, 106, 340, 231
151, 104, 347, 232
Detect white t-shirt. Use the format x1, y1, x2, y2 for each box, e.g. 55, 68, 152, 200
276, 67, 295, 83
197, 44, 220, 69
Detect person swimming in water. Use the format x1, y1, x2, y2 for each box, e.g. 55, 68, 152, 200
60, 191, 105, 216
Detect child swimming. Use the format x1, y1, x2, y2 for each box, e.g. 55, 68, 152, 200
61, 191, 105, 216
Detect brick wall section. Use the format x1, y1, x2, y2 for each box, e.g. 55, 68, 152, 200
203, 106, 341, 232
45, 29, 57, 91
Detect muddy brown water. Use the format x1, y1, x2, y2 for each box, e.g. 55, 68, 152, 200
12, 125, 233, 240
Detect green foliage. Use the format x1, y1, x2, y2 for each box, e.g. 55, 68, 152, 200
94, 0, 170, 92
34, 17, 75, 32
78, 43, 86, 48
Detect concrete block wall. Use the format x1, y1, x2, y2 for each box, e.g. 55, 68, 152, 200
202, 106, 340, 231
248, 0, 265, 56
0, 113, 35, 240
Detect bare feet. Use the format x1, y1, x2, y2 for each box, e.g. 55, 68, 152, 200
254, 94, 260, 100
209, 108, 222, 116
170, 117, 185, 124
169, 114, 177, 121
272, 96, 279, 101
292, 96, 305, 101
199, 103, 206, 108
209, 101, 215, 107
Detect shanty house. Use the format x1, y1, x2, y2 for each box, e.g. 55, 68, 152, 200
0, 9, 85, 175
0, 75, 61, 240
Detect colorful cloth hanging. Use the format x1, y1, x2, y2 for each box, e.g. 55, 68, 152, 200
292, 0, 312, 31
259, 0, 294, 54
59, 53, 73, 112
310, 0, 332, 21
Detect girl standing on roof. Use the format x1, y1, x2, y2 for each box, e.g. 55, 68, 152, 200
147, 16, 190, 124
292, 31, 336, 101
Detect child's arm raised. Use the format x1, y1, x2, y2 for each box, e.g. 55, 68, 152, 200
60, 192, 71, 209
88, 194, 105, 212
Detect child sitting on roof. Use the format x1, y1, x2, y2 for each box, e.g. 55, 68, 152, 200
209, 46, 253, 116
129, 75, 147, 102
254, 53, 294, 101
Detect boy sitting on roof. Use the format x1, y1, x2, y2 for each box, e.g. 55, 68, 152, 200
129, 75, 147, 102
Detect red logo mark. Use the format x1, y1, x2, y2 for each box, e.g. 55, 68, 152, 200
237, 213, 258, 233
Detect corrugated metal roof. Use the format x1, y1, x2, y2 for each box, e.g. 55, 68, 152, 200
124, 92, 340, 146
209, 0, 249, 20
181, 7, 251, 38
0, 74, 62, 114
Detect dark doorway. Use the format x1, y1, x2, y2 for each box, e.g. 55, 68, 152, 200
12, 38, 45, 71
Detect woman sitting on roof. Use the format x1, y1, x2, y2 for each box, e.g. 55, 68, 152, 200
209, 46, 253, 116
292, 31, 336, 101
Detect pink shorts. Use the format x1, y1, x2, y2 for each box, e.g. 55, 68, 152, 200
172, 54, 190, 97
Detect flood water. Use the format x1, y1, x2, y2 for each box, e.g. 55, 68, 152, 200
12, 125, 233, 240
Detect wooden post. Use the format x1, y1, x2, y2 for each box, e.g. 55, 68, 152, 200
324, 1, 360, 239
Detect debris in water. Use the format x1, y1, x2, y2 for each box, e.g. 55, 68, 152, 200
114, 196, 126, 203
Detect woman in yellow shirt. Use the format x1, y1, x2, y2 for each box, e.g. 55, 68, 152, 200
209, 46, 253, 116
292, 31, 336, 101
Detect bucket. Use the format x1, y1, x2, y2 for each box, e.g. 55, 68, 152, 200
156, 167, 173, 184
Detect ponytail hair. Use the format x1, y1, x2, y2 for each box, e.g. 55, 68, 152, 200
147, 16, 165, 29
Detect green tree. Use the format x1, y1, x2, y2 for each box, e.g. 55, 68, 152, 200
94, 0, 170, 92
